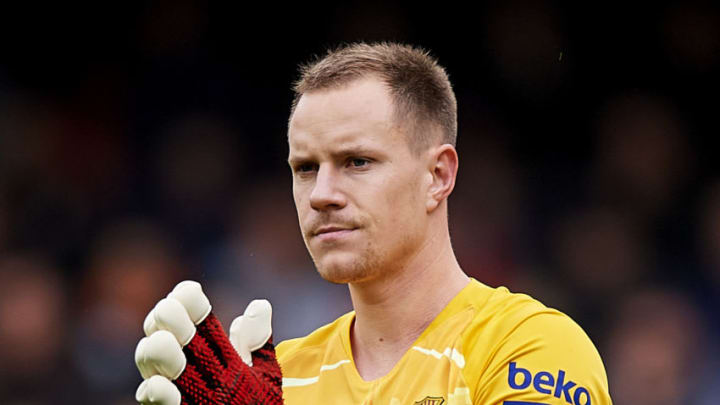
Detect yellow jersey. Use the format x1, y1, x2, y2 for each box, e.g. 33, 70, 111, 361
276, 278, 611, 405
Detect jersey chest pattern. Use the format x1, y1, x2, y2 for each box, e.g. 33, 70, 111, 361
281, 308, 476, 405
278, 280, 612, 405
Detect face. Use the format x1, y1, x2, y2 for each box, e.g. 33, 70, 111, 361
288, 78, 432, 284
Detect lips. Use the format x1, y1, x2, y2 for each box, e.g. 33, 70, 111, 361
312, 225, 357, 241
313, 225, 355, 236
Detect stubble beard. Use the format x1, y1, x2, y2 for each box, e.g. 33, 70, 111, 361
309, 238, 382, 285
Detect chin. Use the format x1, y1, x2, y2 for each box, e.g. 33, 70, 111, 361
313, 251, 378, 285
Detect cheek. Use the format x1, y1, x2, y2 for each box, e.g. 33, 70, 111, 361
398, 170, 424, 206
293, 188, 310, 230
381, 172, 424, 229
293, 181, 310, 211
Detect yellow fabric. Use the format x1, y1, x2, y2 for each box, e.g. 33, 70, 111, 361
276, 279, 612, 405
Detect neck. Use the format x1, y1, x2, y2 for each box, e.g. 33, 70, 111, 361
347, 222, 470, 380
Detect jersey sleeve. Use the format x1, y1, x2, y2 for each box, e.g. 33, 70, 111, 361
275, 338, 296, 360
463, 311, 612, 405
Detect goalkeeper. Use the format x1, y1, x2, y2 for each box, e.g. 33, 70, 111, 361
135, 42, 613, 405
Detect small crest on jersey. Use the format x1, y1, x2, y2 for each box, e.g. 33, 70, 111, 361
414, 396, 445, 405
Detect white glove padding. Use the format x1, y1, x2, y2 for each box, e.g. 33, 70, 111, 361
229, 299, 273, 367
135, 330, 186, 380
143, 281, 212, 341
134, 280, 274, 405
135, 280, 211, 405
135, 375, 182, 405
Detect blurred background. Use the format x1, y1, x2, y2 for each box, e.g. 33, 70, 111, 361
0, 1, 718, 404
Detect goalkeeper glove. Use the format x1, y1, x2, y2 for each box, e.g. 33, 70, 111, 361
134, 281, 283, 405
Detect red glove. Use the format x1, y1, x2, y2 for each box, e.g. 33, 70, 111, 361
135, 281, 284, 405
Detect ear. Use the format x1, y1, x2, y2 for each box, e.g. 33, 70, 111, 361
426, 144, 459, 213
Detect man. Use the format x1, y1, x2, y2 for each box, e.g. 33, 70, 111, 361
135, 42, 612, 405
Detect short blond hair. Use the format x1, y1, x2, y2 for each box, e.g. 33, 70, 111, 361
291, 42, 457, 153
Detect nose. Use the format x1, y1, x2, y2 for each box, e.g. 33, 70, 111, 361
309, 164, 346, 211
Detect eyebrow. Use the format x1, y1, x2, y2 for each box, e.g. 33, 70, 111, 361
333, 146, 381, 159
288, 145, 384, 165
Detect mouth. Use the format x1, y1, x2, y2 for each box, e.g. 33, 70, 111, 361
312, 226, 357, 240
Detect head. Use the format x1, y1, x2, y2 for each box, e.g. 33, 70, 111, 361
287, 42, 459, 284
290, 42, 457, 153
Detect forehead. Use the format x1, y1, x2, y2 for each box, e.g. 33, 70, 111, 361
288, 78, 402, 154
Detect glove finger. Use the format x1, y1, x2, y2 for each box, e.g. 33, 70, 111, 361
153, 297, 196, 346
168, 280, 212, 325
229, 299, 273, 366
197, 313, 243, 368
135, 337, 155, 379
229, 315, 252, 366
136, 375, 182, 405
137, 330, 187, 380
144, 308, 159, 337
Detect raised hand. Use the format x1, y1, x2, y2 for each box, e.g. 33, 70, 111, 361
134, 281, 283, 405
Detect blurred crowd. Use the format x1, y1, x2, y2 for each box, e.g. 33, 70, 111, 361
1, 1, 719, 404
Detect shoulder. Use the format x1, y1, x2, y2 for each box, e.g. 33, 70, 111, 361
276, 311, 354, 368
455, 279, 562, 336
460, 282, 611, 404
462, 281, 593, 348
467, 280, 552, 320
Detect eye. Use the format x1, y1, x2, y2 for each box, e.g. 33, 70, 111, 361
295, 162, 318, 173
348, 158, 370, 168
